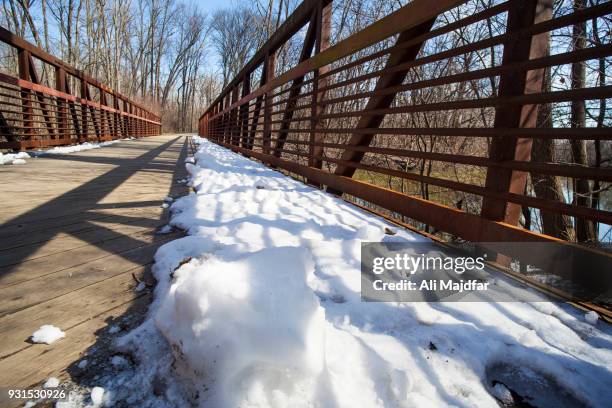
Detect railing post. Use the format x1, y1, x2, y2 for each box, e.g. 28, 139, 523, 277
230, 85, 239, 146
80, 79, 90, 141
210, 106, 214, 139
132, 106, 136, 137
211, 105, 216, 140
217, 102, 222, 141
132, 105, 136, 137
100, 88, 109, 140
240, 72, 251, 148
122, 99, 129, 138
18, 49, 32, 145
309, 0, 331, 174
134, 105, 138, 137
124, 101, 129, 137
62, 73, 82, 142
210, 106, 215, 139
480, 0, 553, 229
248, 60, 268, 150
23, 53, 57, 140
136, 107, 141, 137
55, 67, 68, 141
222, 94, 229, 143
113, 94, 120, 139
262, 51, 275, 155
107, 93, 117, 139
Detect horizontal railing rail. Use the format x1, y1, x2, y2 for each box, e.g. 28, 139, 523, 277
199, 0, 612, 299
0, 27, 161, 150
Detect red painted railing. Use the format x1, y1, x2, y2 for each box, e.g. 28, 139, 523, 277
0, 27, 161, 150
198, 0, 612, 305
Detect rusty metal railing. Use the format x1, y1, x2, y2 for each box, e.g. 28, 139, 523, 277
0, 27, 161, 150
198, 0, 611, 302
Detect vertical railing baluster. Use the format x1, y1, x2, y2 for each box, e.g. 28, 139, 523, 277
240, 73, 251, 148
55, 67, 67, 142
480, 0, 553, 228
262, 51, 275, 155
231, 85, 239, 146
17, 49, 32, 146
308, 0, 331, 185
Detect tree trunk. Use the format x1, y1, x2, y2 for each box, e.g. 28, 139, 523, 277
530, 30, 574, 240
569, 0, 596, 242
591, 7, 605, 239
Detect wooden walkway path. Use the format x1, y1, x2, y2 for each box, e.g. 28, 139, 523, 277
0, 134, 190, 402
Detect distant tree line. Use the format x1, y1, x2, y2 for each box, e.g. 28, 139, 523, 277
0, 0, 301, 132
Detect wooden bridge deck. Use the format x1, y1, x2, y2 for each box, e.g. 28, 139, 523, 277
0, 134, 189, 399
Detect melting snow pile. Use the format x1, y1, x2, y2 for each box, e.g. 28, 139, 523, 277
43, 377, 60, 388
112, 137, 612, 407
31, 325, 65, 344
39, 139, 123, 155
0, 138, 130, 166
0, 151, 30, 165
90, 387, 106, 406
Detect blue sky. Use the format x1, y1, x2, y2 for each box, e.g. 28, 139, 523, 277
188, 0, 234, 14
185, 0, 238, 72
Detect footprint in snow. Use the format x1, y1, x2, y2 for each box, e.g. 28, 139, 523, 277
484, 361, 587, 408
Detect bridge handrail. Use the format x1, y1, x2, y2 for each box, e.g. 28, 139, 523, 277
0, 27, 161, 149
198, 0, 611, 298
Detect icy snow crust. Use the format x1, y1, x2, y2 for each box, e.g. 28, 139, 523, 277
116, 137, 612, 407
38, 139, 125, 155
0, 138, 129, 166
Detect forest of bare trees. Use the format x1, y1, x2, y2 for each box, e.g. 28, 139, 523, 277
0, 0, 305, 131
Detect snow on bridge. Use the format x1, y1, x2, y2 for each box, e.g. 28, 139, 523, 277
111, 137, 612, 407
0, 135, 610, 406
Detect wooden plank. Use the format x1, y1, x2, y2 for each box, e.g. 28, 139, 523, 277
0, 210, 164, 252
0, 228, 179, 287
0, 207, 163, 241
0, 134, 191, 392
0, 232, 171, 317
0, 295, 151, 400
0, 266, 150, 359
